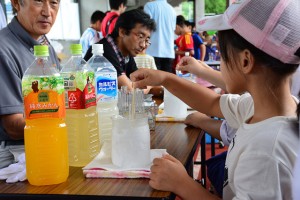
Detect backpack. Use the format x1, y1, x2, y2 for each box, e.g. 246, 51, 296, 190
105, 14, 118, 36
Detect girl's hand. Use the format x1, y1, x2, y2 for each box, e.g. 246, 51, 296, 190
149, 154, 190, 193
130, 68, 169, 89
177, 57, 213, 77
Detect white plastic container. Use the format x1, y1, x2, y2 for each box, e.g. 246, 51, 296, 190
163, 88, 187, 118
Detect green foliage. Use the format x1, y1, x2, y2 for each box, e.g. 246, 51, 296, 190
205, 0, 226, 15
181, 1, 194, 22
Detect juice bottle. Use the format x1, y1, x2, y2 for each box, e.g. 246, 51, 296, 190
22, 45, 68, 185
60, 44, 99, 167
86, 44, 118, 146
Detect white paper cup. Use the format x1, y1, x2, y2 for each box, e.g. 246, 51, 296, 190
163, 88, 187, 118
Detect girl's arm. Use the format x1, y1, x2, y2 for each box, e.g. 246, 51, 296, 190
130, 68, 223, 118
177, 56, 226, 90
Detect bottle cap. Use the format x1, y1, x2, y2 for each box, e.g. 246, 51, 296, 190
184, 52, 190, 56
92, 44, 104, 55
34, 45, 49, 57
70, 44, 82, 55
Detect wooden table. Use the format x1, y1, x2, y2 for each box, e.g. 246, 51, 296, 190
0, 122, 203, 200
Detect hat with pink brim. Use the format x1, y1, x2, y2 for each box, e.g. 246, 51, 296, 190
197, 0, 300, 64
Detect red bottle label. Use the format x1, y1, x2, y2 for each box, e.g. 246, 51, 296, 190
63, 72, 96, 109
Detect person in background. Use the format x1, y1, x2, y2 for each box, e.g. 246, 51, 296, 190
173, 15, 194, 74
144, 0, 176, 73
190, 22, 205, 61
134, 5, 157, 70
80, 10, 106, 56
101, 0, 127, 38
134, 47, 157, 70
84, 9, 156, 92
204, 35, 216, 61
131, 0, 300, 198
0, 0, 60, 169
0, 3, 6, 30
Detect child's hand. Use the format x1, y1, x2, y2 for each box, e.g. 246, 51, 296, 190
149, 154, 189, 193
130, 68, 170, 89
177, 57, 213, 77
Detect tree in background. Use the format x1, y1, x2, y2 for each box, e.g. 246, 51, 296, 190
181, 1, 194, 22
205, 0, 226, 15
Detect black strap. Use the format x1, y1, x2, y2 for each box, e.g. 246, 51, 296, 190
105, 14, 118, 36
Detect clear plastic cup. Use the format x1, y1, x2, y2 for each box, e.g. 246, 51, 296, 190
111, 115, 151, 168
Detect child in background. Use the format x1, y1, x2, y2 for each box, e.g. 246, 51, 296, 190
80, 10, 106, 56
190, 22, 206, 61
134, 47, 157, 70
204, 35, 216, 61
131, 0, 300, 199
173, 15, 194, 74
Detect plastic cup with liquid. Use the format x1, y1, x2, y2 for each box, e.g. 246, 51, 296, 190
111, 115, 151, 168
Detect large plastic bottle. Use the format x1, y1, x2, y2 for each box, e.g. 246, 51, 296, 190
86, 44, 118, 146
22, 45, 69, 185
60, 44, 99, 167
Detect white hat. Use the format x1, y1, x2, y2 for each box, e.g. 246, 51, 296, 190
197, 0, 300, 64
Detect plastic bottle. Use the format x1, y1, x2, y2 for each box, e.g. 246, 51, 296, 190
60, 44, 99, 167
86, 44, 118, 146
22, 45, 69, 185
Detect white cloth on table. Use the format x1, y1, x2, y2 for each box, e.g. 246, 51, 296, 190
83, 142, 166, 178
0, 152, 26, 183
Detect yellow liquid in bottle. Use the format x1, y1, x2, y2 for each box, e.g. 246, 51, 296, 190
25, 118, 69, 186
66, 106, 99, 167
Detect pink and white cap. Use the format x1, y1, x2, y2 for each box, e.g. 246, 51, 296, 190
198, 0, 300, 64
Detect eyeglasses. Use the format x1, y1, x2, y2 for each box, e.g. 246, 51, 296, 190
131, 31, 151, 46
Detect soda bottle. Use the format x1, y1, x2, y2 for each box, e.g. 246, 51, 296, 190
22, 45, 68, 185
86, 44, 118, 146
60, 44, 99, 167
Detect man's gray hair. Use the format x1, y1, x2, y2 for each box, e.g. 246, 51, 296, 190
12, 0, 25, 15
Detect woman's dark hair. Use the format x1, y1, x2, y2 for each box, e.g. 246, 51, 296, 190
110, 9, 156, 39
218, 29, 298, 76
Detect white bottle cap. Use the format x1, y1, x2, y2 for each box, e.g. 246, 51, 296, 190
185, 52, 190, 56
92, 43, 104, 55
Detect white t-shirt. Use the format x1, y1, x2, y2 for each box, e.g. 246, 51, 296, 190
292, 117, 300, 200
220, 93, 299, 200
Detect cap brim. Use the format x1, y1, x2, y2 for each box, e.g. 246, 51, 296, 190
197, 15, 232, 31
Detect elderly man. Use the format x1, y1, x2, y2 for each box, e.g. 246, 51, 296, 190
0, 0, 60, 169
84, 9, 156, 91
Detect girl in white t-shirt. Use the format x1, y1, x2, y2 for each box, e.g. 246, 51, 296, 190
130, 0, 300, 199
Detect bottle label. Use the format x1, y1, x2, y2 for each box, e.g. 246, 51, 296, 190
62, 71, 96, 109
22, 76, 66, 119
96, 72, 117, 102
